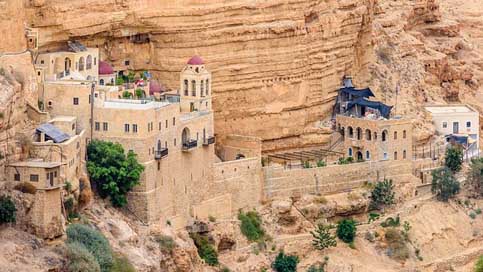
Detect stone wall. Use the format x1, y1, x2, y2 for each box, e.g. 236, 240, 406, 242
30, 188, 63, 239
263, 160, 413, 199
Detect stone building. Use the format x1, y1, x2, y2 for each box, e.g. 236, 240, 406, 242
7, 161, 61, 189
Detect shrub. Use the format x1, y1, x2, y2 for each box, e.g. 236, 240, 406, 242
190, 233, 218, 266
154, 234, 176, 253
311, 224, 337, 250
431, 168, 460, 202
338, 157, 354, 165
87, 140, 144, 207
307, 264, 326, 272
220, 267, 231, 272
0, 195, 16, 224
303, 161, 312, 168
238, 211, 265, 242
336, 219, 357, 244
476, 208, 482, 215
14, 182, 37, 194
65, 181, 73, 192
475, 255, 483, 272
315, 196, 328, 205
110, 254, 135, 272
445, 146, 463, 172
470, 212, 476, 219
272, 251, 299, 272
384, 228, 409, 260
116, 77, 125, 86
368, 212, 380, 223
66, 224, 113, 272
369, 179, 395, 210
135, 88, 144, 98
316, 160, 326, 167
66, 242, 101, 272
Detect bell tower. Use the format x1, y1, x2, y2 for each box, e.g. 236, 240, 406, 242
179, 56, 212, 113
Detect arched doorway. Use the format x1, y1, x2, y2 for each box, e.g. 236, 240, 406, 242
182, 127, 191, 144
356, 151, 363, 161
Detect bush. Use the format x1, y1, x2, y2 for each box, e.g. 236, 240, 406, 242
116, 77, 125, 86
87, 140, 144, 207
303, 161, 312, 168
475, 255, 483, 272
311, 224, 337, 250
0, 195, 16, 224
66, 242, 101, 272
338, 157, 354, 165
467, 158, 483, 197
154, 234, 176, 253
476, 208, 482, 215
336, 219, 357, 244
316, 160, 326, 167
380, 215, 400, 228
135, 88, 144, 98
65, 181, 73, 192
369, 179, 395, 210
110, 254, 135, 272
272, 251, 299, 272
384, 228, 409, 260
431, 168, 460, 202
470, 212, 477, 219
445, 146, 463, 172
66, 224, 113, 272
238, 211, 265, 242
13, 182, 37, 194
190, 233, 218, 266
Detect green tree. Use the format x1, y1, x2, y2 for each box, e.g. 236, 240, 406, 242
127, 71, 136, 83
87, 140, 144, 207
66, 224, 113, 272
0, 195, 16, 224
467, 157, 483, 197
190, 233, 218, 266
122, 91, 132, 99
272, 252, 299, 272
445, 146, 463, 172
238, 211, 265, 242
135, 88, 144, 98
431, 168, 460, 202
369, 179, 395, 210
115, 77, 124, 86
475, 255, 483, 272
311, 224, 337, 250
336, 219, 357, 244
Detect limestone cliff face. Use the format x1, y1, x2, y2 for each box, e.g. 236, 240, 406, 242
24, 0, 376, 152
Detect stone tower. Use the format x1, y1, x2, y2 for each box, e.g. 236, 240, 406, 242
179, 56, 212, 113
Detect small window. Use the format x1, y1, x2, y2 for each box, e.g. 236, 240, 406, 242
383, 152, 388, 160
403, 150, 407, 159
394, 151, 398, 160
165, 120, 168, 128
72, 123, 75, 130
366, 150, 370, 160
174, 138, 177, 146
14, 174, 20, 181
133, 124, 138, 133
37, 71, 41, 76
73, 97, 79, 105
30, 174, 39, 182
348, 148, 353, 157
442, 122, 447, 128
124, 60, 130, 66
159, 122, 161, 130
403, 130, 407, 139
466, 121, 471, 128
40, 60, 44, 64
172, 117, 176, 126
103, 122, 108, 131
95, 122, 100, 131
124, 124, 130, 132
394, 131, 397, 140
157, 161, 160, 171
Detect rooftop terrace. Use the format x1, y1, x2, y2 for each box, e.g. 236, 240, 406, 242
100, 99, 171, 110
425, 105, 476, 114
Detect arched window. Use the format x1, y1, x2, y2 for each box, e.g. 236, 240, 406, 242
184, 80, 189, 96
348, 127, 354, 138
366, 150, 370, 160
200, 80, 204, 97
394, 131, 398, 140
403, 130, 407, 139
356, 127, 362, 140
79, 57, 85, 71
206, 79, 209, 95
191, 80, 196, 96
365, 129, 372, 141
382, 130, 388, 142
394, 151, 398, 160
374, 131, 377, 140
348, 148, 353, 157
64, 57, 72, 72
403, 150, 407, 159
86, 55, 93, 70
99, 79, 105, 85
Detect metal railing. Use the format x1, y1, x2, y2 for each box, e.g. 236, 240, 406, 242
203, 136, 215, 146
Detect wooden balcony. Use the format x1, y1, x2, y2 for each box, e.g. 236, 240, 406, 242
154, 148, 168, 159
203, 136, 215, 146
182, 140, 198, 151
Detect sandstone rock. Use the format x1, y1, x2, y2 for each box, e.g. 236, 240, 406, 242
217, 235, 236, 252
271, 199, 292, 214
